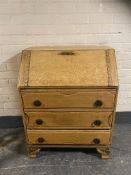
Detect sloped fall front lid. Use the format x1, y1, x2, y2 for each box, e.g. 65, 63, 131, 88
18, 47, 118, 88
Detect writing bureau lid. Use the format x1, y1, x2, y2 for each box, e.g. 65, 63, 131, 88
18, 47, 118, 88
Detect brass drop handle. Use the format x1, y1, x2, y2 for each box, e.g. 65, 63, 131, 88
94, 120, 102, 126
93, 138, 101, 144
94, 100, 103, 108
35, 119, 43, 125
33, 100, 42, 107
37, 137, 45, 143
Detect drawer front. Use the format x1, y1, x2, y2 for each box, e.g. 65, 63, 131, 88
27, 130, 111, 145
22, 90, 116, 109
25, 111, 113, 129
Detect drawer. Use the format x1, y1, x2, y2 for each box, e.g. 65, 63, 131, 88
21, 90, 116, 109
27, 130, 111, 145
25, 111, 113, 129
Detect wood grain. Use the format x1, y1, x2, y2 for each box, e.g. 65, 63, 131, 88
27, 130, 111, 145
28, 50, 108, 87
21, 90, 116, 109
17, 46, 119, 159
25, 111, 113, 129
18, 47, 118, 88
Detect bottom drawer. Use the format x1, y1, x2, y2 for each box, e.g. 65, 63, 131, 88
27, 130, 111, 145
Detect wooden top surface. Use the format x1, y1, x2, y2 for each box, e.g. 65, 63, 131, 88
18, 47, 118, 88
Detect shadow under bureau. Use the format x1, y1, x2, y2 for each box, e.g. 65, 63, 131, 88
18, 46, 118, 159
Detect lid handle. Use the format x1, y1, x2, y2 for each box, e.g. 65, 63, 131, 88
59, 51, 75, 55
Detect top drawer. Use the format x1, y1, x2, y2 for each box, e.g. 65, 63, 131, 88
21, 89, 116, 109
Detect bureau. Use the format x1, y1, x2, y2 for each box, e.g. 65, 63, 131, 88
18, 46, 118, 159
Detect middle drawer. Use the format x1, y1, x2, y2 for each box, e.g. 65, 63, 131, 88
24, 111, 113, 129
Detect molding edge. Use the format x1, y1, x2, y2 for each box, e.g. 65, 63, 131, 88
0, 112, 131, 128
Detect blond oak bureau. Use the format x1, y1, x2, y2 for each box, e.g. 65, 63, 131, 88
18, 46, 119, 159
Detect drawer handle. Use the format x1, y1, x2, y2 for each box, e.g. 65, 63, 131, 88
37, 137, 45, 143
33, 100, 42, 107
94, 100, 103, 108
93, 138, 100, 144
94, 120, 102, 126
35, 119, 43, 125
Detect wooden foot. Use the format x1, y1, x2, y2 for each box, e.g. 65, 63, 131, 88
96, 148, 110, 160
28, 147, 40, 158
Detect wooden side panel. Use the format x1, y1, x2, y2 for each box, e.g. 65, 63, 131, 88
17, 50, 31, 88
25, 111, 113, 129
21, 90, 116, 109
27, 130, 111, 145
108, 49, 119, 87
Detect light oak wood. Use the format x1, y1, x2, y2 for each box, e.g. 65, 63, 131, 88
29, 50, 108, 87
21, 90, 116, 109
27, 146, 40, 158
24, 111, 113, 129
25, 46, 114, 51
18, 47, 118, 88
96, 147, 110, 160
18, 50, 31, 87
107, 49, 119, 87
17, 46, 119, 159
27, 130, 111, 145
27, 145, 110, 159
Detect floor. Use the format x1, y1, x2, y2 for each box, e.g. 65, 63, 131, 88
0, 124, 131, 175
